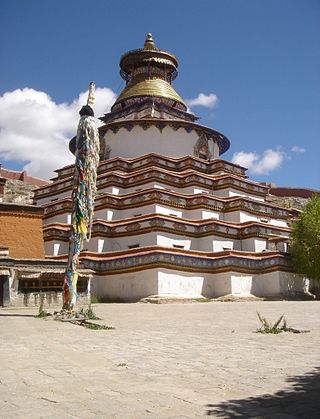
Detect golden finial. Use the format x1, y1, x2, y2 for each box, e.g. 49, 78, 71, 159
144, 33, 156, 50
87, 81, 95, 107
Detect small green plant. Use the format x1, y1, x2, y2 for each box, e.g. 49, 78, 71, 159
194, 297, 211, 303
78, 305, 101, 320
37, 306, 48, 318
256, 312, 289, 334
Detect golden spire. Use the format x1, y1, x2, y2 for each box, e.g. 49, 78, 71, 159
112, 34, 186, 111
144, 33, 156, 50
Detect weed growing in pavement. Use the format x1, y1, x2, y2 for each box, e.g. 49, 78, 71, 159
36, 299, 49, 318
256, 312, 289, 334
79, 305, 101, 320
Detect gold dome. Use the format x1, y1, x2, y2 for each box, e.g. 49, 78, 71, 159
113, 34, 186, 110
113, 78, 186, 107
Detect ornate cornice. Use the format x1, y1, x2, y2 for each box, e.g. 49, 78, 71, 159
43, 214, 290, 242
50, 247, 293, 275
35, 167, 267, 201
99, 98, 198, 125
43, 189, 297, 221
52, 153, 247, 181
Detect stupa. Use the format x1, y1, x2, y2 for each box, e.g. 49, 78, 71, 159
34, 34, 307, 301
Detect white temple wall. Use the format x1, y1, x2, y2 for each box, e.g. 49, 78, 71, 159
213, 188, 264, 202
156, 234, 192, 250
271, 219, 288, 227
223, 211, 288, 227
91, 269, 159, 301
36, 191, 71, 206
45, 240, 68, 256
97, 182, 211, 196
94, 205, 221, 221
158, 270, 204, 297
91, 269, 307, 301
241, 238, 267, 252
43, 213, 71, 225
228, 189, 264, 201
210, 237, 237, 252
103, 125, 213, 159
83, 233, 241, 253
251, 271, 307, 296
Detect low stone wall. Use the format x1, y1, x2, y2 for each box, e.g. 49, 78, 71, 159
9, 290, 91, 308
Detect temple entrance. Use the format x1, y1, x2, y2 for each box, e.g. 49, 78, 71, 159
0, 274, 10, 306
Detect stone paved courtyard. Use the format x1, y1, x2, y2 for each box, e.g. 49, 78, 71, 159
0, 301, 319, 418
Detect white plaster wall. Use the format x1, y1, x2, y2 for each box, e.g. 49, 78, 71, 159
90, 268, 307, 301
36, 191, 72, 206
43, 213, 71, 225
254, 239, 267, 252
89, 232, 241, 253
241, 238, 267, 252
228, 190, 247, 199
158, 270, 204, 297
239, 212, 259, 223
45, 241, 68, 256
251, 271, 306, 296
97, 181, 199, 196
95, 205, 221, 222
201, 210, 220, 220
212, 141, 220, 159
201, 272, 233, 297
155, 205, 182, 217
156, 234, 192, 250
91, 269, 159, 301
222, 211, 241, 222
194, 188, 210, 194
271, 219, 288, 227
214, 188, 264, 202
231, 275, 252, 295
88, 233, 157, 252
87, 234, 240, 253
198, 236, 236, 252
104, 125, 213, 159
212, 238, 234, 252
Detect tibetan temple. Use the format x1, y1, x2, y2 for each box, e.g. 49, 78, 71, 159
33, 34, 307, 301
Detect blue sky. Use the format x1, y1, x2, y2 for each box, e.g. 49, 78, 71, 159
0, 0, 319, 188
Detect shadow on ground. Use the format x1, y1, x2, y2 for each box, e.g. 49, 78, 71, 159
0, 313, 35, 317
206, 367, 320, 418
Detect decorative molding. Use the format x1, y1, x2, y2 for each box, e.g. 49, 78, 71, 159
194, 132, 211, 160
77, 249, 293, 275
43, 214, 290, 241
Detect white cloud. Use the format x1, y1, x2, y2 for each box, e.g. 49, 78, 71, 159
291, 146, 306, 153
0, 87, 117, 179
232, 149, 286, 175
185, 93, 219, 108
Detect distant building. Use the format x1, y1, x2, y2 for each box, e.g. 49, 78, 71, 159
34, 34, 309, 301
0, 171, 91, 307
0, 165, 49, 205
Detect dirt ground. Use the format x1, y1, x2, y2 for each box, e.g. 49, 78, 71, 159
0, 301, 319, 418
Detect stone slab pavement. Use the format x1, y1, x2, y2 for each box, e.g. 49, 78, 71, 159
0, 301, 319, 418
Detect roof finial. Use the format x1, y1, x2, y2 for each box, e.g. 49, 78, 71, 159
144, 33, 156, 50
87, 81, 95, 107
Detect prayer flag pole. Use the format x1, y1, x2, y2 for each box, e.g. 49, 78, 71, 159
63, 82, 100, 311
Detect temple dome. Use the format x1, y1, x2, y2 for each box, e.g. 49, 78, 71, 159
114, 78, 185, 106
112, 34, 187, 111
